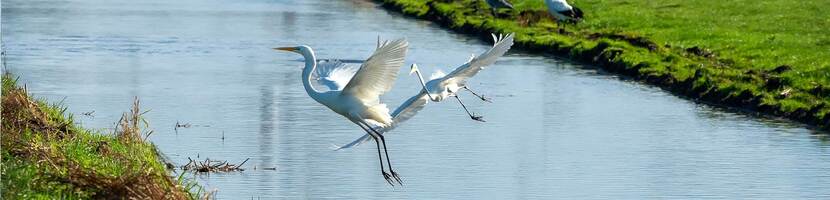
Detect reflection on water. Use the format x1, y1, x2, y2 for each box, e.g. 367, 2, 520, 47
258, 85, 275, 166
3, 0, 830, 199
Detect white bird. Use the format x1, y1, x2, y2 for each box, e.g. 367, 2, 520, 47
335, 33, 515, 150
274, 37, 408, 185
485, 0, 514, 18
411, 33, 514, 121
545, 0, 584, 32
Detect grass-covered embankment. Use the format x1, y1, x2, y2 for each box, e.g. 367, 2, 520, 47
376, 0, 830, 130
1, 74, 204, 199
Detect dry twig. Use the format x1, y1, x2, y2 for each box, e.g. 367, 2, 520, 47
182, 157, 249, 173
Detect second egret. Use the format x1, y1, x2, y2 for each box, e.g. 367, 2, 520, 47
409, 33, 515, 122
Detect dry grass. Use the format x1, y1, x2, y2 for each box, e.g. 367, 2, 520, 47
182, 157, 249, 173
115, 97, 154, 143
1, 74, 206, 199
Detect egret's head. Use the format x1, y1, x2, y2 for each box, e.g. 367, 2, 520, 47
272, 45, 311, 55
409, 63, 420, 75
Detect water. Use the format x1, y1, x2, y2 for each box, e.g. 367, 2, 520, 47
3, 0, 830, 199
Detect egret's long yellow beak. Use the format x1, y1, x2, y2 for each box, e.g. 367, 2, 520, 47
273, 47, 296, 52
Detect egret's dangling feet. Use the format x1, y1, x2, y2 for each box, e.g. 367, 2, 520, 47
455, 95, 486, 122
471, 115, 485, 122
463, 86, 492, 103
366, 125, 403, 185
383, 172, 396, 185
374, 139, 395, 186
359, 122, 399, 186
375, 137, 395, 186
390, 170, 402, 184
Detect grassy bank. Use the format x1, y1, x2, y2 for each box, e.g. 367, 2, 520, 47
1, 74, 204, 199
377, 0, 829, 130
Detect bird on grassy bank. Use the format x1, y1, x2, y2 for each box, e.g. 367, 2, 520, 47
274, 38, 408, 186
485, 0, 514, 18
335, 33, 515, 151
545, 0, 584, 33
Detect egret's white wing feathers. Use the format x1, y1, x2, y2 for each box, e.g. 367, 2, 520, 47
444, 33, 514, 85
333, 134, 370, 150
342, 38, 409, 103
313, 59, 359, 91
383, 92, 430, 130
333, 92, 430, 150
429, 69, 447, 81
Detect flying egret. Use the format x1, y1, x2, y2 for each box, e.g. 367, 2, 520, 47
335, 33, 515, 150
333, 79, 430, 150
411, 33, 514, 122
545, 0, 584, 33
485, 0, 514, 18
274, 38, 408, 185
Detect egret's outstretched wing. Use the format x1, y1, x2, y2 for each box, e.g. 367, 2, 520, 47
313, 59, 359, 91
332, 134, 371, 151
341, 38, 409, 103
333, 91, 430, 150
316, 59, 365, 64
443, 33, 514, 85
385, 92, 430, 128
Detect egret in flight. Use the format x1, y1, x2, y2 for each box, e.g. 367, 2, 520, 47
274, 38, 408, 185
545, 0, 584, 32
335, 33, 515, 150
410, 33, 514, 122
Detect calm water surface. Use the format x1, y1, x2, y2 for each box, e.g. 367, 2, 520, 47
3, 0, 830, 199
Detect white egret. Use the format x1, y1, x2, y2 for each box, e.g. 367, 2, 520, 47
274, 38, 408, 185
411, 33, 514, 122
335, 33, 515, 150
485, 0, 514, 18
545, 0, 584, 32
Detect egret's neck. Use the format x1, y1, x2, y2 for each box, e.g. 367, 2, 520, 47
413, 69, 436, 100
300, 50, 322, 100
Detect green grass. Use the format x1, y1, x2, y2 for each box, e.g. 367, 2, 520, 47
379, 0, 830, 129
574, 0, 830, 95
1, 74, 207, 199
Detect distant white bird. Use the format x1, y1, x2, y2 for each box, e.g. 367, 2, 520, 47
335, 33, 515, 150
485, 0, 514, 18
545, 0, 584, 32
274, 38, 408, 185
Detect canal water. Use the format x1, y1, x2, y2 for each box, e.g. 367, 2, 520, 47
3, 0, 829, 198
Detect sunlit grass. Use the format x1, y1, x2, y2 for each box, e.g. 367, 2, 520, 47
381, 0, 830, 129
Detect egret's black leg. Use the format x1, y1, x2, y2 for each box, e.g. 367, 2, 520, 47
454, 95, 485, 122
463, 86, 492, 103
365, 125, 402, 184
357, 123, 395, 186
